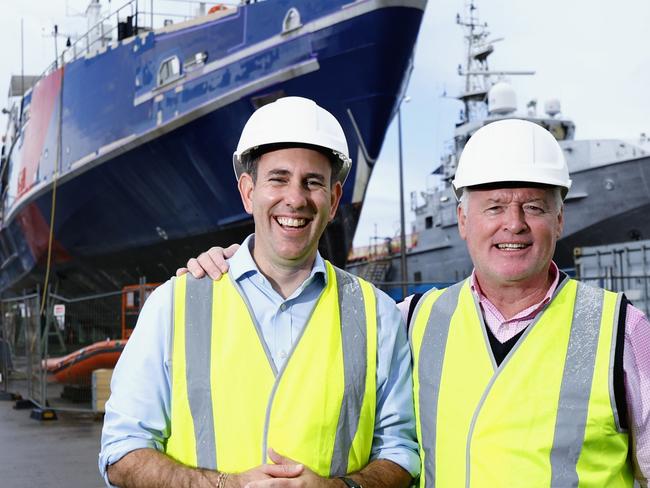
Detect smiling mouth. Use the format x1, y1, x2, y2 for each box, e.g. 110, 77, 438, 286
275, 216, 309, 228
495, 243, 530, 250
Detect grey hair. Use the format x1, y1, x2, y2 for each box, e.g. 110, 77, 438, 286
458, 186, 564, 216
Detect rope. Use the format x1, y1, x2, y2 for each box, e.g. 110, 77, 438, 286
40, 65, 64, 315
39, 171, 58, 316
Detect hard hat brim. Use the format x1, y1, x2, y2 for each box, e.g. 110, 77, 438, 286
233, 142, 352, 185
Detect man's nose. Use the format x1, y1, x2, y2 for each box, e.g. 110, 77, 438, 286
284, 180, 309, 208
502, 205, 528, 234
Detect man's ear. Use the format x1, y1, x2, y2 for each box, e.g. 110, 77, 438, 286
328, 181, 343, 221
457, 203, 468, 241
238, 173, 255, 215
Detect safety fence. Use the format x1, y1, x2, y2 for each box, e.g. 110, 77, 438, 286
0, 291, 42, 404
0, 282, 157, 415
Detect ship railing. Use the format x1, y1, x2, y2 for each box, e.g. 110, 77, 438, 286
39, 0, 240, 79
40, 0, 137, 78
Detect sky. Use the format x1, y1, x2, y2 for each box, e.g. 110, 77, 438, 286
1, 0, 649, 248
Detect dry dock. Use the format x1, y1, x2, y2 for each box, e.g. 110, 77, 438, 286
0, 378, 104, 488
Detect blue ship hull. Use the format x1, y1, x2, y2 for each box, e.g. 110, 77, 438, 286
0, 0, 427, 293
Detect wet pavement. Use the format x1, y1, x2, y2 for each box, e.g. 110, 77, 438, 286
0, 378, 105, 488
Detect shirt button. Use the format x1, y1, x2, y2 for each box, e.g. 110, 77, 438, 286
280, 303, 287, 311
279, 350, 288, 359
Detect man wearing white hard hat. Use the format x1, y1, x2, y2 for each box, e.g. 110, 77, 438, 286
408, 119, 649, 487
99, 97, 419, 488
180, 118, 650, 487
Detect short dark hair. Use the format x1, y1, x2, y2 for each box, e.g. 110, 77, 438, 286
241, 143, 343, 185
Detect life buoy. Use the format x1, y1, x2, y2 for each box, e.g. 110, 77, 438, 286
208, 4, 227, 14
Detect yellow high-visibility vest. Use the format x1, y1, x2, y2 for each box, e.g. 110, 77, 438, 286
410, 278, 633, 487
166, 262, 377, 477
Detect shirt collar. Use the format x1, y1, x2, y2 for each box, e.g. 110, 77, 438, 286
228, 234, 328, 287
470, 261, 560, 320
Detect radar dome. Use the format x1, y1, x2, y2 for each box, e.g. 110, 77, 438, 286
488, 81, 517, 115
544, 98, 561, 117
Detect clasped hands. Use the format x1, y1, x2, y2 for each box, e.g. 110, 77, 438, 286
230, 448, 338, 488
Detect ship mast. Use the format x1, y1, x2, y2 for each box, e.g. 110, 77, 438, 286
455, 1, 533, 124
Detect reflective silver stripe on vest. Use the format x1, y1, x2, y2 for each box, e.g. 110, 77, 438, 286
184, 276, 217, 470
417, 281, 464, 488
550, 283, 604, 487
329, 268, 369, 476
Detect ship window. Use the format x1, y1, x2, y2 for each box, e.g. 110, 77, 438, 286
157, 56, 181, 87
414, 271, 422, 283
425, 216, 433, 229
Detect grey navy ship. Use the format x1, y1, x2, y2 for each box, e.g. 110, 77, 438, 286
347, 2, 650, 296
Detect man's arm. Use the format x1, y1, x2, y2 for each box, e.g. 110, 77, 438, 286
369, 290, 420, 478
107, 448, 304, 488
99, 282, 175, 485
107, 448, 220, 488
346, 459, 412, 488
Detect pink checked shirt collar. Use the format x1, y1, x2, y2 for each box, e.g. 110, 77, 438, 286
470, 262, 561, 343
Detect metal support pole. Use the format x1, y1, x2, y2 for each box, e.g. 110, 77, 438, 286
22, 289, 33, 400
54, 25, 59, 69
397, 107, 408, 300
40, 286, 48, 407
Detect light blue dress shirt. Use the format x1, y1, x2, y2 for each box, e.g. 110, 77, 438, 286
99, 235, 419, 486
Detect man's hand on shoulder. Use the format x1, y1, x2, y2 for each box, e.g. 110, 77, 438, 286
175, 244, 239, 280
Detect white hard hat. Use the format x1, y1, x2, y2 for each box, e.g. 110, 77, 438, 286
452, 118, 572, 199
233, 96, 352, 184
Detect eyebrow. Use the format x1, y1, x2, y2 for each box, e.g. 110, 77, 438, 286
264, 169, 291, 178
486, 197, 547, 204
264, 169, 326, 182
304, 172, 326, 182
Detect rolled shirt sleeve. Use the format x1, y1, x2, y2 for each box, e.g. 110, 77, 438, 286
624, 303, 650, 486
98, 280, 174, 486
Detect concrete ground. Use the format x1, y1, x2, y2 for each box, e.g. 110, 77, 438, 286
0, 377, 105, 488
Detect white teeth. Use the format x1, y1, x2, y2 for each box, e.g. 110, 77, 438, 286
276, 217, 307, 228
497, 243, 527, 250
